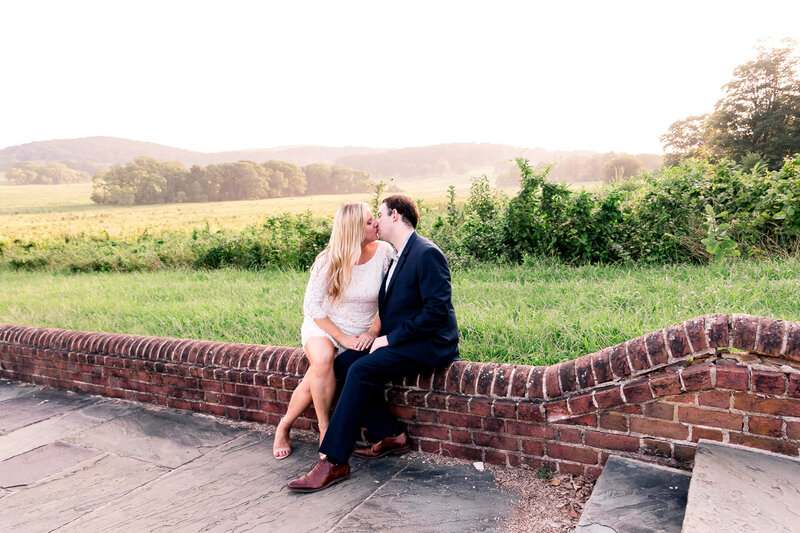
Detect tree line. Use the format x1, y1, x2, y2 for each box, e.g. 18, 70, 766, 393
662, 40, 800, 170
90, 158, 371, 205
5, 162, 92, 184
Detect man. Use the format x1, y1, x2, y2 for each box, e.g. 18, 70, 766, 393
288, 194, 459, 492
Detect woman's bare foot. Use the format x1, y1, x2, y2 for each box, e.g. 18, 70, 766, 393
273, 420, 292, 460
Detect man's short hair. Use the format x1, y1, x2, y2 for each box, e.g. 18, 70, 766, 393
383, 194, 419, 228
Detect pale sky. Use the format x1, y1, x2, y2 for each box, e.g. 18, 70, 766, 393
2, 0, 799, 155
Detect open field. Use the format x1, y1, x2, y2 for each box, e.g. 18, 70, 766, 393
0, 171, 603, 242
2, 259, 799, 365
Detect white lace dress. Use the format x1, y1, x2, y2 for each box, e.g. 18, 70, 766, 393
301, 241, 393, 352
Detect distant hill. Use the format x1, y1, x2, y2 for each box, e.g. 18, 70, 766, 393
0, 136, 662, 182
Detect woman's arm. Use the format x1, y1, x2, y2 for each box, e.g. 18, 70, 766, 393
354, 315, 380, 351
313, 316, 358, 350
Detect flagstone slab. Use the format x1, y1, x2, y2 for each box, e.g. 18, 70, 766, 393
0, 454, 168, 532
0, 400, 139, 461
0, 381, 37, 403
334, 460, 510, 532
64, 407, 245, 468
0, 389, 97, 432
58, 434, 410, 533
681, 440, 800, 533
576, 455, 690, 533
0, 441, 102, 490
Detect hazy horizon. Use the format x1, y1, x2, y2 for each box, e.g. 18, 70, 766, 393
2, 1, 799, 155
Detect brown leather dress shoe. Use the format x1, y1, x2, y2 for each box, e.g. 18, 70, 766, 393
353, 432, 411, 459
287, 459, 350, 493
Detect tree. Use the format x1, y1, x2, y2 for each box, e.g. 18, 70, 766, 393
660, 114, 710, 166
602, 155, 644, 183
262, 160, 306, 197
663, 40, 800, 170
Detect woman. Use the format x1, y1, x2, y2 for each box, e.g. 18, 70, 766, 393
273, 202, 393, 459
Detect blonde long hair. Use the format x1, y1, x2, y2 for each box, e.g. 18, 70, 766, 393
316, 202, 369, 304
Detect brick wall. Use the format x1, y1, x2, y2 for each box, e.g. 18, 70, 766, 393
2, 313, 799, 476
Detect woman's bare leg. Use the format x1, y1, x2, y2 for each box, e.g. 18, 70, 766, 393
272, 376, 311, 458
304, 337, 337, 445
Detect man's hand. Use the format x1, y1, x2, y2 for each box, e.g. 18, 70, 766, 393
369, 335, 389, 353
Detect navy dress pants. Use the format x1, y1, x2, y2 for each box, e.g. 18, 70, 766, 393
318, 347, 431, 464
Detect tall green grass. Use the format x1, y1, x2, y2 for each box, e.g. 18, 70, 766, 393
2, 258, 799, 365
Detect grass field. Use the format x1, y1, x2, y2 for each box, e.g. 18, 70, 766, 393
2, 258, 799, 365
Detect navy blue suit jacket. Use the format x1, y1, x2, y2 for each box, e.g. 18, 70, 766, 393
378, 232, 459, 366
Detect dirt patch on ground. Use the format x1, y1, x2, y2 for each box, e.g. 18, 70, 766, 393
407, 451, 596, 533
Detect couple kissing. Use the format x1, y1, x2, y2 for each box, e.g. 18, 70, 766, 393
273, 194, 459, 493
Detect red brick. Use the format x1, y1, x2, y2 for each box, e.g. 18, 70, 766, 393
608, 343, 631, 378
667, 394, 697, 405
409, 423, 449, 440
645, 331, 669, 366
389, 405, 416, 420
730, 433, 799, 456
493, 399, 516, 418
678, 406, 743, 431
445, 362, 465, 393
474, 364, 496, 396
674, 444, 696, 463
544, 365, 560, 399
432, 366, 449, 391
459, 362, 479, 395
505, 421, 555, 439
426, 392, 448, 409
546, 444, 598, 465
558, 360, 577, 394
705, 313, 729, 349
731, 314, 758, 351
599, 412, 628, 432
591, 348, 613, 384
449, 428, 471, 444
568, 393, 596, 416
787, 421, 800, 440
697, 390, 731, 409
438, 411, 483, 429
558, 462, 585, 475
751, 370, 787, 395
790, 374, 800, 398
756, 318, 786, 355
644, 401, 674, 420
544, 400, 570, 421
691, 426, 723, 442
441, 443, 483, 462
517, 402, 545, 422
521, 440, 545, 456
650, 372, 682, 397
483, 418, 504, 433
585, 431, 640, 452
469, 397, 492, 416
594, 387, 624, 410
419, 439, 441, 454
622, 380, 653, 403
627, 337, 650, 371
493, 364, 515, 398
630, 418, 689, 440
575, 357, 595, 389
527, 367, 545, 399
483, 450, 509, 466
472, 432, 520, 452
681, 363, 713, 391
562, 413, 597, 427
747, 416, 783, 437
684, 317, 708, 352
557, 427, 583, 444
509, 365, 531, 397
417, 409, 438, 424
665, 323, 691, 359
785, 323, 800, 362
734, 393, 800, 417
447, 395, 469, 412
